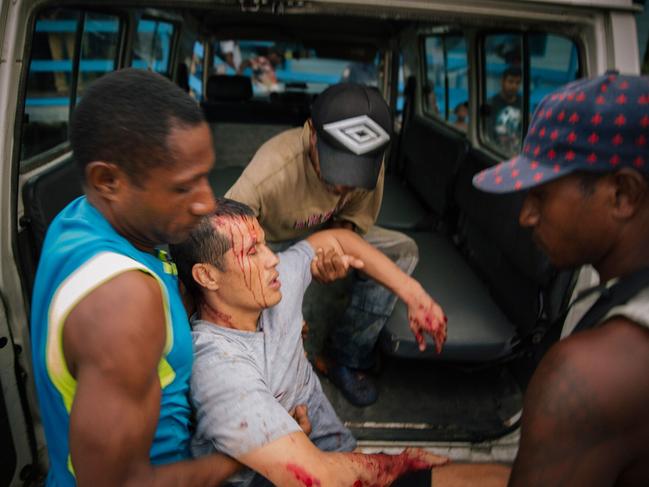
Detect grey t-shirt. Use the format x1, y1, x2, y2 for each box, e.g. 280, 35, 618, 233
190, 241, 355, 468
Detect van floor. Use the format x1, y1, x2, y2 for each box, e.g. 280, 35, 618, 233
303, 280, 523, 443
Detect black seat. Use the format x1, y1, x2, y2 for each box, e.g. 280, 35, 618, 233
20, 158, 83, 294
201, 75, 309, 125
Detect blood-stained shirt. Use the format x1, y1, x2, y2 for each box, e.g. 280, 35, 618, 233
225, 122, 384, 242
189, 241, 355, 471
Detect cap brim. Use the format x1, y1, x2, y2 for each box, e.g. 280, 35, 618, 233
317, 139, 383, 190
472, 154, 574, 194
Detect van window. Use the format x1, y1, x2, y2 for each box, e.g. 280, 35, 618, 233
482, 34, 524, 156
21, 9, 79, 162
423, 33, 469, 131
21, 9, 123, 166
189, 40, 205, 101
211, 39, 379, 98
77, 13, 121, 99
481, 32, 580, 157
131, 19, 175, 75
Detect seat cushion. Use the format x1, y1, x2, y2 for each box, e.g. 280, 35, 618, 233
381, 231, 517, 362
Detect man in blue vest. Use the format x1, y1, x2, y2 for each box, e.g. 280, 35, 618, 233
30, 68, 239, 486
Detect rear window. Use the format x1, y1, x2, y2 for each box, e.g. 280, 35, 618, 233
21, 9, 123, 166
212, 39, 380, 98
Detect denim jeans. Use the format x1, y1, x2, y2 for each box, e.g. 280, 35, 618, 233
328, 226, 419, 369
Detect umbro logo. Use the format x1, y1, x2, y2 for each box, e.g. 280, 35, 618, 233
322, 115, 390, 155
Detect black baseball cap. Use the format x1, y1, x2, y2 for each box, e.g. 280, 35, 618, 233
311, 83, 392, 189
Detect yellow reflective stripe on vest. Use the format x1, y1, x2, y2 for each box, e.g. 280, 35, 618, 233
46, 252, 176, 474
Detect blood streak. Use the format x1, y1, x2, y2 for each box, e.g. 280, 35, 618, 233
224, 217, 269, 308
201, 300, 234, 327
286, 464, 321, 487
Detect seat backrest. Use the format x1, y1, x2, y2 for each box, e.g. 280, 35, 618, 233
401, 116, 468, 218
206, 75, 253, 102
22, 158, 83, 265
453, 152, 568, 334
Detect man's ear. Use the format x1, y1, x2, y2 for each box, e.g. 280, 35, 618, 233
192, 263, 220, 291
85, 161, 124, 200
611, 168, 648, 219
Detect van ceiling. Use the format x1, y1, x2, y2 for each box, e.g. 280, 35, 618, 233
197, 10, 402, 47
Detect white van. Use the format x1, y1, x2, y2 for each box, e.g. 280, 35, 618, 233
0, 0, 643, 485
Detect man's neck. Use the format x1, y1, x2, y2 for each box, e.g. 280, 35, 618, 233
86, 191, 157, 253
198, 299, 261, 332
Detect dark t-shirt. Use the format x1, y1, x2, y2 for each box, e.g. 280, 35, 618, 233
489, 92, 522, 153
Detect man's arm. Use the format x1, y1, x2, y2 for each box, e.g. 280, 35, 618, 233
64, 271, 239, 487
509, 318, 649, 487
306, 229, 446, 352
240, 431, 447, 487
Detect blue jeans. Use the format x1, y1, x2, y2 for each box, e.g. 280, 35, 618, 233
329, 226, 419, 369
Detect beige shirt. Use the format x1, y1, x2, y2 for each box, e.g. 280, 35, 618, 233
226, 122, 384, 242
561, 265, 649, 338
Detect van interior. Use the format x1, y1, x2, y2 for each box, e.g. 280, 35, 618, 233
5, 0, 642, 483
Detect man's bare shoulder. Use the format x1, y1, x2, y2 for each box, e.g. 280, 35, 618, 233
511, 318, 649, 486
64, 270, 167, 382
530, 318, 649, 424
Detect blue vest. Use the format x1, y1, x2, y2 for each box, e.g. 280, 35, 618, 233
31, 196, 193, 486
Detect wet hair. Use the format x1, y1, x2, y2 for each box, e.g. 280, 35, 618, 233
70, 68, 205, 184
503, 66, 522, 80
170, 198, 255, 300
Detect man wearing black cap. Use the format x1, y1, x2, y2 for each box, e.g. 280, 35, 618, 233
432, 72, 649, 486
226, 83, 423, 406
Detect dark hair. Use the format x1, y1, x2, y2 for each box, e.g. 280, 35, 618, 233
170, 198, 255, 301
70, 68, 205, 183
454, 101, 469, 113
503, 66, 522, 79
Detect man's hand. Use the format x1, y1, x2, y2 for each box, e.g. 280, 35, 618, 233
289, 404, 312, 436
406, 287, 447, 353
310, 247, 364, 284
400, 447, 450, 470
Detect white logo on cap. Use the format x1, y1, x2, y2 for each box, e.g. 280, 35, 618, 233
322, 115, 390, 155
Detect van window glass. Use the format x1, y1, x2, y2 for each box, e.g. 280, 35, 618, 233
77, 13, 120, 99
21, 9, 80, 162
189, 40, 205, 101
423, 34, 469, 131
481, 33, 580, 157
211, 39, 379, 98
529, 33, 580, 114
482, 34, 524, 156
131, 19, 175, 75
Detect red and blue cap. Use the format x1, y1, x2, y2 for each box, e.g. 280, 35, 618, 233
473, 71, 649, 193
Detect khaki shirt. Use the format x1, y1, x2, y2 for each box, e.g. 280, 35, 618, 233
226, 122, 384, 242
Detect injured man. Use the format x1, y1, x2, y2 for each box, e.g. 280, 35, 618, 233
170, 198, 448, 487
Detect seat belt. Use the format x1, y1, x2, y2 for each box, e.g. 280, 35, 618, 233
527, 267, 649, 364
571, 266, 649, 334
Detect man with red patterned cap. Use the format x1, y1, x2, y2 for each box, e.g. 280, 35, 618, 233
431, 71, 649, 486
